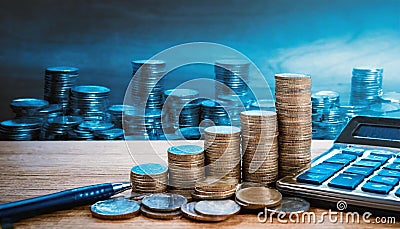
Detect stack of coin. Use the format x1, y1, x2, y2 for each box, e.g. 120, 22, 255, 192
107, 105, 135, 129
0, 118, 42, 140
41, 116, 83, 140
141, 193, 187, 220
200, 100, 230, 127
350, 67, 383, 106
218, 94, 247, 127
35, 104, 63, 120
10, 98, 49, 118
168, 145, 205, 198
70, 85, 111, 121
163, 89, 200, 129
275, 73, 312, 177
192, 176, 237, 200
130, 163, 168, 193
240, 110, 279, 185
44, 66, 79, 110
235, 186, 282, 210
204, 126, 241, 184
311, 91, 343, 140
130, 60, 166, 110
124, 108, 163, 140
94, 128, 124, 140
215, 59, 250, 96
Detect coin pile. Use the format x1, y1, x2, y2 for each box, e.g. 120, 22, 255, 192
41, 116, 83, 140
311, 91, 343, 140
124, 108, 163, 140
235, 186, 282, 210
350, 67, 383, 106
0, 118, 42, 140
215, 59, 250, 96
130, 163, 168, 194
163, 89, 200, 129
70, 85, 110, 121
240, 110, 279, 185
204, 126, 241, 184
192, 176, 237, 200
141, 193, 187, 220
10, 98, 49, 118
168, 145, 205, 199
94, 128, 124, 140
107, 104, 135, 129
200, 100, 230, 127
275, 73, 312, 177
130, 60, 166, 110
44, 66, 79, 110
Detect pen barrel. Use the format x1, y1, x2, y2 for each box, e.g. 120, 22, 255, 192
0, 183, 114, 223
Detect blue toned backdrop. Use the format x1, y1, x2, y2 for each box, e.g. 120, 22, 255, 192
0, 0, 399, 120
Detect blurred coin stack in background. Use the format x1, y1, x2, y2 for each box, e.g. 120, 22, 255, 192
35, 104, 63, 121
41, 116, 83, 140
200, 100, 230, 127
124, 109, 163, 140
93, 128, 124, 140
10, 98, 49, 118
311, 91, 343, 140
167, 145, 205, 200
241, 110, 279, 185
44, 66, 79, 111
130, 163, 168, 194
350, 67, 383, 106
215, 60, 250, 97
163, 89, 200, 130
204, 126, 241, 185
70, 85, 110, 121
275, 73, 312, 177
107, 105, 134, 129
0, 118, 42, 140
249, 99, 276, 111
218, 94, 246, 127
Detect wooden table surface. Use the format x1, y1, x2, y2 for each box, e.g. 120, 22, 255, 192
0, 140, 398, 228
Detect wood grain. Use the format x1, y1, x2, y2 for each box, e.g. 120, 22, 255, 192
0, 140, 397, 228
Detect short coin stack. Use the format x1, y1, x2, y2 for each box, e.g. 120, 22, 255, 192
275, 73, 312, 177
167, 145, 205, 199
41, 116, 83, 140
200, 100, 230, 127
235, 186, 282, 210
44, 66, 79, 110
240, 110, 279, 185
204, 126, 241, 184
0, 118, 42, 140
192, 176, 237, 200
10, 98, 49, 118
141, 193, 187, 220
130, 163, 168, 194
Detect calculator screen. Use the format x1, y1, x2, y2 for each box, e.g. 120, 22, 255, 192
353, 124, 400, 141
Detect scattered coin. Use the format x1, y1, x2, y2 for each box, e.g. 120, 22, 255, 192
194, 200, 241, 217
181, 202, 229, 222
90, 198, 140, 220
267, 197, 310, 215
140, 206, 182, 220
235, 187, 282, 209
141, 193, 187, 212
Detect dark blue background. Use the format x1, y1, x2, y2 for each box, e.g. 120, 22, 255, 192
1, 0, 399, 120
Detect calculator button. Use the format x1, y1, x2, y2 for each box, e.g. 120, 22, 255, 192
297, 171, 332, 185
325, 154, 357, 165
307, 163, 343, 175
370, 175, 399, 186
385, 163, 400, 171
353, 160, 382, 170
342, 148, 365, 157
344, 166, 375, 177
377, 169, 400, 178
361, 182, 394, 194
328, 173, 364, 190
364, 155, 389, 164
369, 150, 394, 158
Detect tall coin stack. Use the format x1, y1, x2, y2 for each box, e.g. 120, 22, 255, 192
311, 91, 343, 140
130, 60, 166, 110
44, 66, 79, 111
240, 110, 279, 185
204, 126, 241, 184
350, 67, 383, 106
200, 100, 230, 127
167, 145, 205, 199
275, 73, 312, 177
70, 85, 110, 121
130, 163, 168, 194
215, 60, 250, 97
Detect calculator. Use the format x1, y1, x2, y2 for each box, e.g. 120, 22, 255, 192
277, 116, 400, 212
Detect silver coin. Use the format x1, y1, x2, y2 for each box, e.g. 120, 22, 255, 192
142, 193, 187, 212
181, 202, 229, 222
194, 199, 241, 217
90, 197, 140, 220
267, 197, 310, 214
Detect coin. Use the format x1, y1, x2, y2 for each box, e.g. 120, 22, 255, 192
141, 193, 187, 212
130, 163, 168, 193
235, 187, 282, 209
140, 206, 182, 220
90, 198, 140, 220
267, 197, 310, 215
181, 202, 229, 222
194, 200, 241, 217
